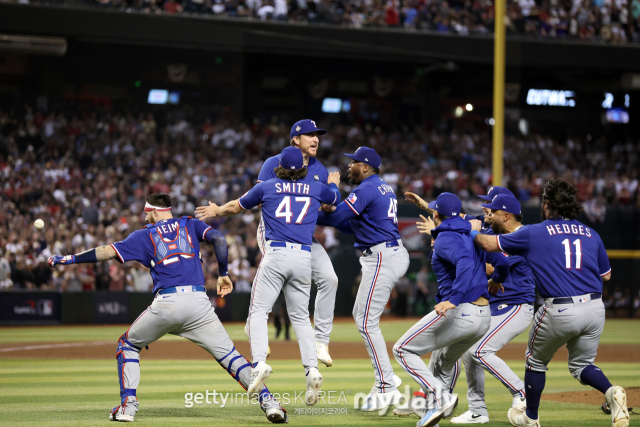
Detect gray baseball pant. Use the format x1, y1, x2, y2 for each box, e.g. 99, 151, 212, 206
247, 243, 317, 374
463, 303, 534, 417
393, 303, 491, 405
526, 294, 605, 382
257, 219, 338, 345
118, 288, 253, 409
353, 243, 410, 393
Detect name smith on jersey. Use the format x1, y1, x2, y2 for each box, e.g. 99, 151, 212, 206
275, 182, 311, 195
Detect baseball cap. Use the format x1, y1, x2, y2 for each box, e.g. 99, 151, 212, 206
428, 192, 462, 217
344, 146, 382, 169
279, 146, 304, 170
477, 186, 514, 201
290, 119, 327, 139
482, 194, 521, 215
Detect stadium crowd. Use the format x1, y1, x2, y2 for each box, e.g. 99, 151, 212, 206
3, 0, 638, 43
0, 104, 638, 314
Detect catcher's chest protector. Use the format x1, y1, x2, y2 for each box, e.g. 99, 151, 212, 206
145, 217, 197, 269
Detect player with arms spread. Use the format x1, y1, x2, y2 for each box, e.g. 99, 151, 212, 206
317, 146, 410, 413
48, 193, 288, 424
470, 179, 628, 427
196, 146, 340, 406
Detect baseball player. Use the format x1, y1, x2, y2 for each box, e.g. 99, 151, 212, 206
254, 119, 339, 367
470, 178, 629, 427
451, 194, 535, 424
48, 193, 288, 423
316, 146, 410, 412
196, 146, 340, 406
391, 192, 491, 427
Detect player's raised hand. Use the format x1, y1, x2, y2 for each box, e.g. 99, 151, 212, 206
48, 254, 74, 268
416, 214, 436, 235
217, 275, 234, 298
327, 171, 341, 187
195, 201, 219, 221
320, 203, 337, 213
488, 279, 505, 295
469, 219, 482, 232
404, 192, 431, 211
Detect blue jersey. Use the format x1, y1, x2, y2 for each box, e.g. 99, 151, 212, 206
497, 219, 611, 298
430, 217, 490, 306
343, 175, 401, 250
485, 250, 536, 308
239, 179, 338, 245
112, 217, 213, 294
258, 155, 329, 184
462, 213, 493, 235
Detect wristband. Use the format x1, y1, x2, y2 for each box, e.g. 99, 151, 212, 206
470, 230, 480, 240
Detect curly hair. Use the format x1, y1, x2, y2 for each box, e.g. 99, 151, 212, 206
273, 166, 309, 181
542, 178, 583, 220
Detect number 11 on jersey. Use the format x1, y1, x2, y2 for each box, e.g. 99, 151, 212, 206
561, 238, 582, 270
388, 198, 398, 224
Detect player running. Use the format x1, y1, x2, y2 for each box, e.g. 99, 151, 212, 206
253, 119, 339, 368
391, 192, 491, 427
317, 146, 410, 413
196, 146, 340, 406
470, 178, 628, 427
47, 193, 288, 424
451, 195, 535, 424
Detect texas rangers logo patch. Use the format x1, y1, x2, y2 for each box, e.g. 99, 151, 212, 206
314, 174, 319, 181
348, 193, 357, 204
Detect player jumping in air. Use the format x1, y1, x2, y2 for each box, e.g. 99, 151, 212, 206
48, 193, 288, 424
470, 178, 628, 427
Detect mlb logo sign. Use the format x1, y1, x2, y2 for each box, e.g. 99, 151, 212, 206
348, 193, 357, 204
168, 244, 177, 250
578, 297, 588, 303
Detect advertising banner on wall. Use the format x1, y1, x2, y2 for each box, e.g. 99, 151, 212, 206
0, 292, 61, 323
94, 292, 129, 324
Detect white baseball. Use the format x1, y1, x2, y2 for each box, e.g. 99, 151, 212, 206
34, 219, 45, 229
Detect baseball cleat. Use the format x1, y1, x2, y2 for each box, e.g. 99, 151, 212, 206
248, 362, 272, 399
361, 389, 404, 412
507, 407, 540, 427
316, 342, 332, 367
416, 392, 456, 427
305, 368, 323, 406
109, 397, 138, 422
416, 404, 444, 427
450, 410, 490, 424
261, 394, 288, 424
442, 393, 458, 418
394, 391, 427, 417
393, 374, 403, 388
511, 395, 527, 411
605, 385, 629, 427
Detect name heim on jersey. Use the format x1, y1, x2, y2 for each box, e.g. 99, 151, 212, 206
275, 182, 311, 195
546, 223, 592, 237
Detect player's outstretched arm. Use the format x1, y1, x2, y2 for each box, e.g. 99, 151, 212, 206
416, 215, 436, 235
405, 192, 434, 214
469, 220, 501, 252
48, 245, 117, 268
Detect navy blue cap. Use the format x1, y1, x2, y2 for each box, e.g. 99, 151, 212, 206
344, 146, 382, 169
279, 146, 304, 170
477, 186, 514, 201
482, 194, 521, 215
428, 192, 462, 217
290, 119, 327, 139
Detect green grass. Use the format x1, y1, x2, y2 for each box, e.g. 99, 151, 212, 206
0, 358, 637, 426
2, 319, 640, 345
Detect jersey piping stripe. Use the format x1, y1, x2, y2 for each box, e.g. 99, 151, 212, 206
111, 244, 125, 263
449, 359, 460, 393
258, 218, 266, 254
600, 268, 612, 277
247, 263, 264, 361
395, 313, 443, 404
238, 199, 248, 211
496, 235, 506, 253
526, 306, 547, 370
345, 200, 359, 215
475, 305, 524, 396
362, 253, 384, 391
202, 226, 212, 241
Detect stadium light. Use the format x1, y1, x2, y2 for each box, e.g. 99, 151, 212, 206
465, 104, 473, 111
455, 106, 464, 117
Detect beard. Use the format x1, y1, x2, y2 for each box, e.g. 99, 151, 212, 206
540, 202, 547, 221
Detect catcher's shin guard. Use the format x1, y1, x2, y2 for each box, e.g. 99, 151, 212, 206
215, 346, 254, 391
117, 333, 141, 405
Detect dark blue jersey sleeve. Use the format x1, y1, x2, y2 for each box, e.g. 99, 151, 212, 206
486, 251, 509, 283
497, 226, 530, 257
436, 233, 472, 306
238, 182, 264, 210
344, 185, 372, 216
320, 183, 340, 205
204, 228, 229, 276
317, 202, 358, 227
257, 157, 279, 183
111, 229, 153, 268
597, 237, 612, 277
334, 220, 355, 235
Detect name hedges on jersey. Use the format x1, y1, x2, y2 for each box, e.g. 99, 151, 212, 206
546, 223, 592, 237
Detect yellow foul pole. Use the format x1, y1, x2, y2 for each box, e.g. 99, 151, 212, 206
492, 0, 506, 186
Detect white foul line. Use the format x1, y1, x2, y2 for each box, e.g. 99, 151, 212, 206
0, 341, 113, 352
